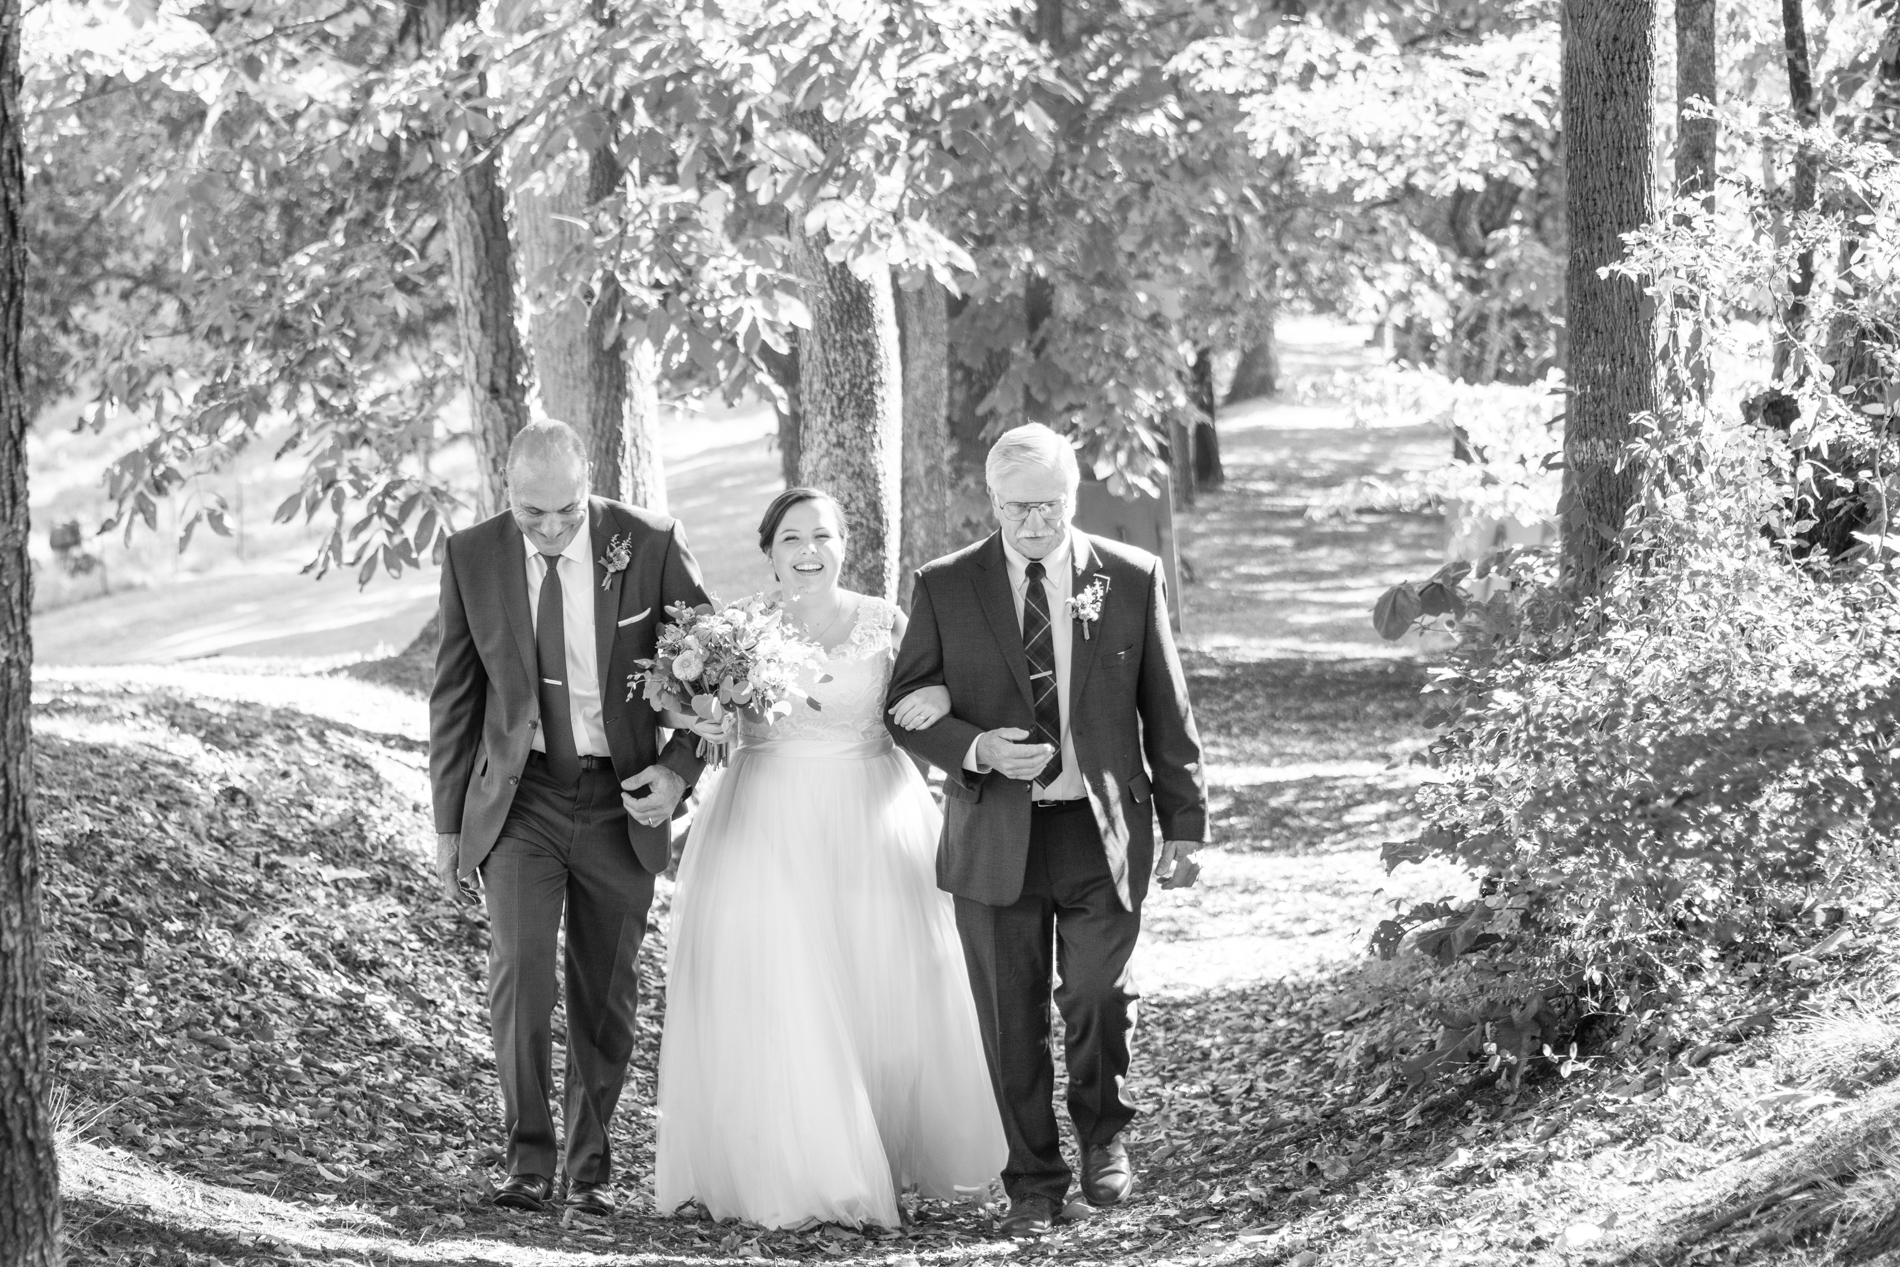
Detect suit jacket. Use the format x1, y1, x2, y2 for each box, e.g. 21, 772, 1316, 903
428, 497, 712, 877
887, 530, 1207, 909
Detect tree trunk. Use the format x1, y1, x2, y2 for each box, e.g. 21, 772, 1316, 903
788, 136, 904, 600
1823, 3, 1900, 398
1225, 306, 1280, 403
1559, 0, 1658, 590
619, 337, 665, 513
417, 0, 534, 518
1190, 346, 1224, 489
1675, 0, 1718, 399
896, 278, 953, 608
759, 335, 801, 489
1775, 0, 1820, 383
1674, 0, 1717, 208
1023, 271, 1057, 424
1168, 415, 1196, 511
515, 146, 666, 512
0, 0, 60, 1250
1022, 0, 1065, 427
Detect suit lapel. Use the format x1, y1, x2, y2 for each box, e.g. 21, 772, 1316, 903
1067, 533, 1108, 704
499, 515, 539, 689
974, 534, 1035, 709
589, 500, 622, 707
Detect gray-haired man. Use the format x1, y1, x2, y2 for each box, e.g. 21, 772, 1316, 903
887, 423, 1208, 1235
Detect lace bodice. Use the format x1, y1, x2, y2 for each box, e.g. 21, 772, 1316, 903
738, 596, 900, 751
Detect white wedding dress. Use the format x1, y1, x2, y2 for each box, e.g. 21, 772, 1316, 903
654, 596, 1006, 1229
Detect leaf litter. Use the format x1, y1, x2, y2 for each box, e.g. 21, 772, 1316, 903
40, 652, 1886, 1266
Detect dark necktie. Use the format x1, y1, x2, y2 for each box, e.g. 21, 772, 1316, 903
536, 554, 581, 785
1021, 560, 1064, 789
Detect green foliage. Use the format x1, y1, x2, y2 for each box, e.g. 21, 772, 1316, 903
1366, 110, 1900, 1085
26, 0, 461, 579
1180, 9, 1563, 386
1308, 365, 1561, 531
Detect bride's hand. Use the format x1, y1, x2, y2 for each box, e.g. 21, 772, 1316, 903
663, 709, 736, 745
890, 685, 952, 731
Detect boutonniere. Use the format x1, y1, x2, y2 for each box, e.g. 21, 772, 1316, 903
1067, 574, 1110, 640
598, 533, 632, 590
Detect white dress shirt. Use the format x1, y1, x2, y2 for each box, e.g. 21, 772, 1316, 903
965, 530, 1086, 802
524, 526, 609, 758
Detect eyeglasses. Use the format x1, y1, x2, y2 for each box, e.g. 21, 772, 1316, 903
995, 497, 1068, 524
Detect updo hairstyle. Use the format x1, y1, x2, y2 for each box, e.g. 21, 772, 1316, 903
756, 487, 844, 555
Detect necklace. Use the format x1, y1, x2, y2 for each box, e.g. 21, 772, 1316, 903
786, 593, 848, 645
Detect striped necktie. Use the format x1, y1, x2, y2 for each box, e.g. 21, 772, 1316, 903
1021, 560, 1064, 789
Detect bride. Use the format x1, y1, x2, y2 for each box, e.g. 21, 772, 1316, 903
654, 488, 1006, 1229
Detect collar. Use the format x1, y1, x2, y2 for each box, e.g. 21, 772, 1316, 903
521, 511, 594, 571
1000, 528, 1076, 588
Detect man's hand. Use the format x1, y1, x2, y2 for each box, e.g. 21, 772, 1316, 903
436, 833, 478, 905
975, 727, 1057, 783
890, 685, 952, 731
1155, 840, 1203, 890
623, 765, 688, 828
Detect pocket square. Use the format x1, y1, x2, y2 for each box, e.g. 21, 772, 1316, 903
618, 608, 651, 628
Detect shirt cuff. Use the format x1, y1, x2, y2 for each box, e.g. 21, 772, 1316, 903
963, 737, 989, 773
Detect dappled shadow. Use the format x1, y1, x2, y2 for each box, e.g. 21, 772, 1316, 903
1186, 654, 1431, 768
1213, 774, 1419, 859
66, 1194, 523, 1267
1179, 390, 1450, 660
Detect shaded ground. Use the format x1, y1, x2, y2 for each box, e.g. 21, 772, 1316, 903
49, 318, 1525, 1265
1177, 320, 1448, 663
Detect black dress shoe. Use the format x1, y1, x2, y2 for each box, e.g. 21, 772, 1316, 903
566, 1181, 616, 1218
493, 1173, 553, 1211
998, 1194, 1062, 1237
1081, 1137, 1134, 1206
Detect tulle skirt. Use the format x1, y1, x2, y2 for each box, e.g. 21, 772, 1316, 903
654, 737, 1007, 1229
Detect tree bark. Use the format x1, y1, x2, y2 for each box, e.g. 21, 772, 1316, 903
1775, 0, 1820, 383
1168, 415, 1196, 511
896, 278, 953, 607
788, 147, 904, 600
515, 146, 666, 512
1674, 0, 1718, 208
1225, 305, 1280, 403
1675, 0, 1718, 400
416, 0, 534, 517
1190, 346, 1224, 488
0, 0, 60, 1250
1022, 0, 1064, 427
758, 335, 801, 489
1560, 0, 1658, 590
1823, 3, 1900, 398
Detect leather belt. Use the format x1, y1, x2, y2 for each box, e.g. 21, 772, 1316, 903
1031, 798, 1089, 813
528, 751, 613, 772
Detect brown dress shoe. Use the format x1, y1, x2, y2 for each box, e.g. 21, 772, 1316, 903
1081, 1137, 1134, 1206
566, 1180, 616, 1217
493, 1173, 552, 1211
998, 1193, 1063, 1237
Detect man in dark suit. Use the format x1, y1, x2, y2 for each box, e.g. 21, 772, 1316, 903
887, 423, 1208, 1236
430, 419, 713, 1216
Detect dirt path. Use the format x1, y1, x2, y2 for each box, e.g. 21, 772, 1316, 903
1142, 318, 1465, 997
54, 319, 1488, 1266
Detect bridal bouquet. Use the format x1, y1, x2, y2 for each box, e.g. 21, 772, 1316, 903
628, 596, 824, 763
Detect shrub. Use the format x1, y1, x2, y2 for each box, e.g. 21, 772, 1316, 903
1365, 115, 1900, 1086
